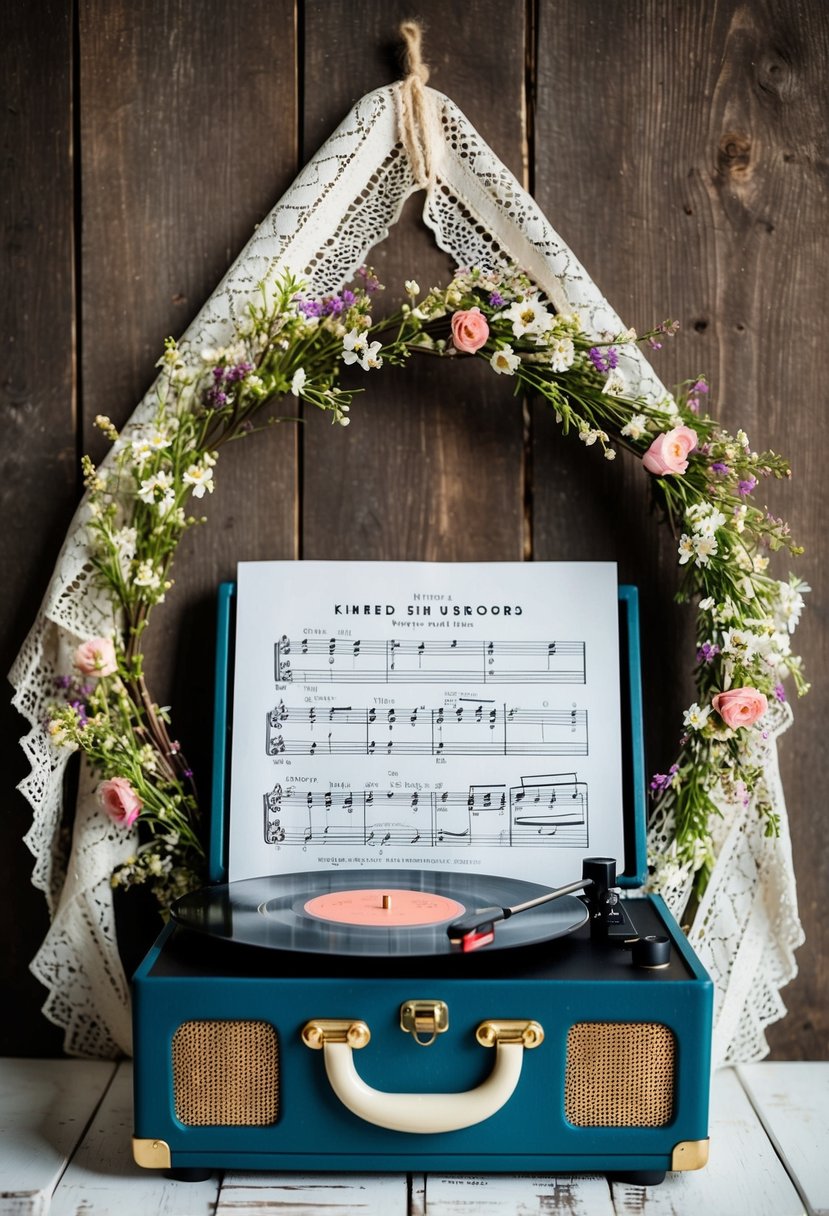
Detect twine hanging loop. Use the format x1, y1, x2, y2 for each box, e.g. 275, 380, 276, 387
396, 20, 438, 189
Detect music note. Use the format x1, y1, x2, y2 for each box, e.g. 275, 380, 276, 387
328, 638, 337, 664
353, 640, 361, 658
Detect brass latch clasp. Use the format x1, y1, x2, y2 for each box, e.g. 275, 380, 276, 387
400, 999, 450, 1046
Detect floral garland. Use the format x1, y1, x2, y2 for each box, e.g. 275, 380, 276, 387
48, 265, 807, 908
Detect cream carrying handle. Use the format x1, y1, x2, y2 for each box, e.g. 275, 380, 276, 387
301, 1018, 543, 1135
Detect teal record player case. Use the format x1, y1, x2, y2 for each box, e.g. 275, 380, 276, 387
132, 582, 713, 1184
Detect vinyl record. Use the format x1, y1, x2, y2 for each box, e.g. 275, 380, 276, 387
170, 868, 589, 957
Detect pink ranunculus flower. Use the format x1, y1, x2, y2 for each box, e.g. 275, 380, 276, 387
98, 777, 142, 828
711, 687, 768, 730
74, 636, 118, 677
451, 307, 490, 354
641, 425, 698, 475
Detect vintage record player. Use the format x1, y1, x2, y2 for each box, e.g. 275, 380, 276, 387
132, 580, 712, 1184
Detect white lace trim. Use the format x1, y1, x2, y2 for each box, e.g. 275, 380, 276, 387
10, 83, 801, 1058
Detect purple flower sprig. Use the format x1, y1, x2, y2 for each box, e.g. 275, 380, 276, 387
588, 346, 619, 374
650, 763, 679, 794
696, 642, 720, 664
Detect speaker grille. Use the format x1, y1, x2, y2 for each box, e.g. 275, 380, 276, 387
564, 1022, 675, 1127
172, 1020, 279, 1126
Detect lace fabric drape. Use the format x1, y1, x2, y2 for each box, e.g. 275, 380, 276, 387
10, 83, 802, 1060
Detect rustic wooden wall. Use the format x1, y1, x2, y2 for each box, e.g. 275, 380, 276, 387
1, 0, 826, 1058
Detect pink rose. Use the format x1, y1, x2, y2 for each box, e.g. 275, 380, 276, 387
642, 425, 698, 475
711, 687, 768, 730
74, 637, 117, 677
98, 777, 142, 828
451, 308, 490, 354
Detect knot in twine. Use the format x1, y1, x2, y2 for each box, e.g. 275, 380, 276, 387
396, 21, 438, 189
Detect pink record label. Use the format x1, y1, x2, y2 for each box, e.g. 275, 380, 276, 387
304, 888, 465, 927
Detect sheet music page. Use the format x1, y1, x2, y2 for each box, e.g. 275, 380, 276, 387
228, 561, 624, 885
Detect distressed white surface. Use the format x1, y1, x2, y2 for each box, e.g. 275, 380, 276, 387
420, 1173, 615, 1215
738, 1062, 829, 1216
48, 1063, 219, 1216
217, 1173, 408, 1214
611, 1068, 806, 1216
3, 1061, 826, 1214
0, 1058, 114, 1216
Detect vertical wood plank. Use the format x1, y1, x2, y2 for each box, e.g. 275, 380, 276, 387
611, 1068, 805, 1216
0, 1060, 115, 1216
738, 1062, 829, 1215
49, 1062, 220, 1215
533, 0, 829, 1054
78, 0, 300, 951
0, 0, 74, 1057
301, 0, 528, 564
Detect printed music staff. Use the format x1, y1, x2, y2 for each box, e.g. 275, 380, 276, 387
274, 636, 586, 685
263, 774, 589, 850
265, 700, 588, 757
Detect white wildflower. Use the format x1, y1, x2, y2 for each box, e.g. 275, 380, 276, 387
405, 279, 420, 297
245, 373, 264, 392
503, 296, 552, 339
692, 534, 718, 566
617, 326, 638, 343
182, 465, 214, 498
678, 534, 695, 565
621, 413, 648, 440
602, 370, 626, 396
359, 340, 383, 371
548, 336, 575, 372
156, 490, 177, 517
733, 504, 748, 533
133, 561, 161, 590
290, 367, 307, 397
490, 345, 520, 375
721, 628, 759, 661
342, 329, 368, 365
604, 448, 616, 460
137, 470, 174, 504
685, 502, 726, 537
48, 719, 78, 751
683, 703, 712, 730
698, 596, 715, 611
774, 578, 808, 633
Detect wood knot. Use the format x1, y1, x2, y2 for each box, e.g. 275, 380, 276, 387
717, 131, 753, 179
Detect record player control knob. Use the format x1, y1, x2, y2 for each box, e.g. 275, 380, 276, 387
632, 935, 671, 970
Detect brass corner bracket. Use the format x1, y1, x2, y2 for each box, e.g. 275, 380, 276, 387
132, 1136, 172, 1169
671, 1138, 710, 1171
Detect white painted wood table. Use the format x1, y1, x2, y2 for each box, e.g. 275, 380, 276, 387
1, 1059, 826, 1215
